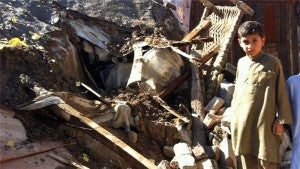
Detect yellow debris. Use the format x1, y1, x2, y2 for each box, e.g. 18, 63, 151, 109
6, 140, 15, 147
75, 81, 81, 87
31, 33, 41, 40
29, 31, 42, 40
82, 153, 89, 162
11, 17, 18, 24
8, 38, 21, 47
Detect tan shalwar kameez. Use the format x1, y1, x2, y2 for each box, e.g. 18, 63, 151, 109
231, 52, 293, 163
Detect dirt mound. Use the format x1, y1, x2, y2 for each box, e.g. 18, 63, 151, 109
0, 47, 79, 107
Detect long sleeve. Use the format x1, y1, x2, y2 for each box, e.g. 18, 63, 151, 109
231, 53, 293, 163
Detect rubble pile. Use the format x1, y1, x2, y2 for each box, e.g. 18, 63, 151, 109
0, 0, 293, 169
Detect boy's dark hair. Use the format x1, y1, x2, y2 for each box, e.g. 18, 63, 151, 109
238, 21, 264, 38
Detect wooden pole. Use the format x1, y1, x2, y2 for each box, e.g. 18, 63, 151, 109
56, 103, 159, 169
153, 96, 189, 123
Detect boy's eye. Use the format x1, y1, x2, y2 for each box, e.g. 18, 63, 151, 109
242, 40, 249, 44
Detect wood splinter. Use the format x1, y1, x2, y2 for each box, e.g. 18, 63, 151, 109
153, 96, 189, 123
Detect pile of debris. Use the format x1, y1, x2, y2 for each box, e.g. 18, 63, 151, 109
0, 0, 293, 169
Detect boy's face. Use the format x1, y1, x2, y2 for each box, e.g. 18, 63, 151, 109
238, 33, 265, 58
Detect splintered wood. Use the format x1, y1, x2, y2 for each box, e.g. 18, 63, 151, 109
153, 96, 189, 123
182, 20, 211, 42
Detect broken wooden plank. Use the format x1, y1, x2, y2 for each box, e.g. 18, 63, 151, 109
191, 45, 219, 68
182, 20, 211, 42
18, 76, 157, 168
56, 103, 158, 169
179, 103, 192, 120
190, 61, 208, 147
159, 45, 219, 99
229, 0, 254, 16
153, 96, 189, 123
191, 64, 206, 120
159, 71, 191, 99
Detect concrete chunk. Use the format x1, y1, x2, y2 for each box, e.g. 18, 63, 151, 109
174, 143, 196, 169
192, 145, 206, 160
196, 158, 218, 169
205, 97, 224, 112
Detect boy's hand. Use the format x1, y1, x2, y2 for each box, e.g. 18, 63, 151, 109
272, 120, 284, 135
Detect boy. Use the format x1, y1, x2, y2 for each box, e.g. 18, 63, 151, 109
230, 21, 293, 169
286, 74, 300, 169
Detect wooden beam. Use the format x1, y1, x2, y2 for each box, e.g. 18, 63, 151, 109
159, 46, 219, 99
191, 65, 206, 120
18, 75, 157, 168
190, 65, 208, 146
56, 103, 158, 169
191, 45, 219, 68
182, 20, 211, 42
153, 96, 189, 123
179, 103, 193, 120
159, 71, 191, 98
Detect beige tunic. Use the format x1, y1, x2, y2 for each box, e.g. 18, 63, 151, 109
231, 52, 293, 163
